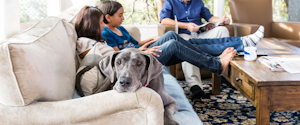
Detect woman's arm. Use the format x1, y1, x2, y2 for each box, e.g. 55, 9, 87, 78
112, 46, 120, 51
138, 36, 160, 46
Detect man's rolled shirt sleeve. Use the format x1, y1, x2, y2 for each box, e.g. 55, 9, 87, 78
201, 6, 213, 21
159, 0, 173, 22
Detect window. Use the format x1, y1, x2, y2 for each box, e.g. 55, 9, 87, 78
20, 0, 47, 31
117, 0, 158, 25
273, 0, 288, 21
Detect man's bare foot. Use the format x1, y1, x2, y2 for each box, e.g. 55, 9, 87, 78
220, 50, 237, 75
219, 47, 234, 59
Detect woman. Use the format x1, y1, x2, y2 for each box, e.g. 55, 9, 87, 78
75, 6, 235, 77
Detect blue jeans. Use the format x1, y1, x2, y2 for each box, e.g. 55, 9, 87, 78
148, 31, 244, 75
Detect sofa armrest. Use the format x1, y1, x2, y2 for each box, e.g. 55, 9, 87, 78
123, 25, 141, 41
223, 24, 235, 37
272, 21, 300, 40
231, 23, 260, 37
0, 87, 164, 125
158, 24, 175, 36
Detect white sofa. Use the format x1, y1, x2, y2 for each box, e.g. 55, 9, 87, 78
0, 5, 203, 125
0, 6, 164, 125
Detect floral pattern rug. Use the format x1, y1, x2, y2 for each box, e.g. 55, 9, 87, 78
179, 78, 300, 125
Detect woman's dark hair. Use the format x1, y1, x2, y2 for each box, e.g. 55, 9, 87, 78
75, 6, 104, 42
97, 1, 123, 24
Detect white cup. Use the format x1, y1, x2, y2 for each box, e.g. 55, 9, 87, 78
244, 47, 257, 61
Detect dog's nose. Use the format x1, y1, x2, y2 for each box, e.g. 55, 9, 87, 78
119, 77, 132, 87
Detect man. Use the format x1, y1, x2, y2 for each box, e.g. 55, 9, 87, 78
160, 0, 230, 99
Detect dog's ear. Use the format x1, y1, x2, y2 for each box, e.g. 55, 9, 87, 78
99, 51, 120, 83
143, 53, 163, 86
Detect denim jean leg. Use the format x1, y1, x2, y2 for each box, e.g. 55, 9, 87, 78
148, 31, 188, 48
155, 40, 223, 75
188, 37, 244, 56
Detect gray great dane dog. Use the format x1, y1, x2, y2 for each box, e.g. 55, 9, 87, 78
99, 48, 179, 125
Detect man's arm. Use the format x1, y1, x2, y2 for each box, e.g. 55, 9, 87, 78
161, 18, 199, 33
159, 0, 198, 33
208, 15, 230, 25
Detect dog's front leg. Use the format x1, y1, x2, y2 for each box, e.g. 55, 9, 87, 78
163, 97, 179, 125
157, 89, 179, 125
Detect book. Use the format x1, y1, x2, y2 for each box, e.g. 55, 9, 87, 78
257, 56, 300, 73
257, 56, 284, 71
198, 22, 216, 33
194, 19, 224, 33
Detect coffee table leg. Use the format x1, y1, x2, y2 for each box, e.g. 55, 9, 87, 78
212, 73, 221, 95
256, 87, 271, 125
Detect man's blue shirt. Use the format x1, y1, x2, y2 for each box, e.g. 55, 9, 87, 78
102, 26, 139, 50
160, 0, 213, 34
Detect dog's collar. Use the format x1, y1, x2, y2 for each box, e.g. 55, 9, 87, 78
143, 82, 148, 87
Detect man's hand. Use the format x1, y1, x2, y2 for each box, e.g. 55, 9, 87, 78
187, 22, 199, 33
209, 15, 230, 26
222, 14, 230, 25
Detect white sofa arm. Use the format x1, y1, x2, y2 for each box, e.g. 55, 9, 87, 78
0, 87, 164, 125
123, 25, 141, 41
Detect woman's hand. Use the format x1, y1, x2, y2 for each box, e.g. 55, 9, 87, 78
138, 40, 156, 51
143, 46, 162, 57
138, 40, 162, 57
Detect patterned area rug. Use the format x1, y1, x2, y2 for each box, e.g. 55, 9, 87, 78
179, 78, 300, 125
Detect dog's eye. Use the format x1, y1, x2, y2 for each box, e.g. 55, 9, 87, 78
117, 60, 121, 65
137, 61, 142, 66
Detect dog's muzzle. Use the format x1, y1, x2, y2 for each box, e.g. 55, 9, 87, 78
119, 77, 132, 88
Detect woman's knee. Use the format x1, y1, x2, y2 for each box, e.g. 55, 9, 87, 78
167, 39, 180, 48
165, 31, 177, 36
162, 39, 179, 48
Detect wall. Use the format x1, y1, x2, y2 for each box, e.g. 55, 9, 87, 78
135, 25, 159, 41
61, 0, 73, 12
47, 0, 73, 16
0, 0, 20, 40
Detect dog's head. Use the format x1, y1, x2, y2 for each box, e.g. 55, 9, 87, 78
99, 48, 163, 92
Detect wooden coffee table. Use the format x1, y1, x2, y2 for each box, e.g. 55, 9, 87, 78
212, 38, 300, 125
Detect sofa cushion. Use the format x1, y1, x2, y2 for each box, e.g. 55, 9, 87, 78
77, 66, 111, 95
59, 5, 83, 26
0, 17, 77, 106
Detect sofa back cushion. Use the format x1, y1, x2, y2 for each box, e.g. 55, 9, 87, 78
0, 17, 77, 106
59, 5, 82, 26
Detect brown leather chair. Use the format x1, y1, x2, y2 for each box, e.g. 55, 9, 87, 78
229, 0, 300, 41
156, 0, 234, 80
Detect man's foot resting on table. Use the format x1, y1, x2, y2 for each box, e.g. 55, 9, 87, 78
190, 85, 204, 99
241, 25, 264, 47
